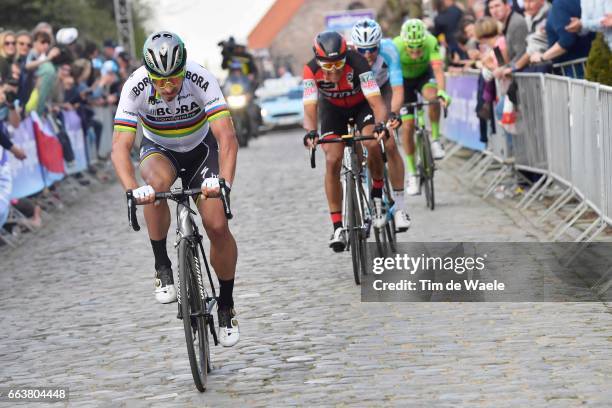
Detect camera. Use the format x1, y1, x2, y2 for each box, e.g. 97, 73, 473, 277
218, 37, 236, 59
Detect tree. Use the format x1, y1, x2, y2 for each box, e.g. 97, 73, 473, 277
0, 0, 150, 57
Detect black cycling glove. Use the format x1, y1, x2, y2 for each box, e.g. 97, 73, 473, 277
389, 111, 402, 127
303, 130, 319, 146
374, 122, 387, 138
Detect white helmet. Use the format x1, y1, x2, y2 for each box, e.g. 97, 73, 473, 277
351, 18, 382, 48
142, 31, 187, 77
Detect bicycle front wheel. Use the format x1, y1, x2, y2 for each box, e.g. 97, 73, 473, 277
178, 240, 209, 392
421, 132, 436, 211
347, 176, 362, 285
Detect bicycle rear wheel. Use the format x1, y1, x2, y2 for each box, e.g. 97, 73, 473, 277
383, 174, 397, 253
178, 240, 209, 392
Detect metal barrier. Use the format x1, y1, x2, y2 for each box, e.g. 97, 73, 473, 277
446, 70, 612, 241
569, 80, 602, 211
93, 106, 116, 159
542, 75, 573, 186
600, 86, 612, 225
514, 74, 548, 173
552, 57, 587, 79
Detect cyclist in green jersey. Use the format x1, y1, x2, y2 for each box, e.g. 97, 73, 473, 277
393, 19, 452, 195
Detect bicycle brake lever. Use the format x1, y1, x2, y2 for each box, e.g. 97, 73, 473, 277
310, 146, 316, 168
126, 190, 141, 231
437, 96, 449, 118
218, 178, 233, 220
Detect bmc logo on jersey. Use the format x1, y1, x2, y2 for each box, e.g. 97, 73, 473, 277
359, 71, 378, 92
303, 80, 317, 99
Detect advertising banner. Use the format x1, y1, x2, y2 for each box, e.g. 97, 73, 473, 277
62, 110, 88, 175
443, 74, 485, 151
93, 106, 115, 158
0, 147, 11, 227
8, 118, 45, 199
325, 9, 375, 40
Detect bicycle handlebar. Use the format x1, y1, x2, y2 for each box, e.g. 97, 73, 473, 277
308, 134, 382, 169
126, 178, 233, 231
403, 97, 448, 118
316, 135, 377, 144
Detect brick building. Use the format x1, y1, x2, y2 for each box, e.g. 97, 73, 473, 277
248, 0, 388, 77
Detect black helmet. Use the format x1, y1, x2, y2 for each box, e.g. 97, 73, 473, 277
313, 31, 347, 61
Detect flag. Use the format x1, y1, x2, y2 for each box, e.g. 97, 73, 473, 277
31, 112, 65, 174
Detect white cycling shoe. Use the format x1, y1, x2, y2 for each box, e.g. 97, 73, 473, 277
405, 175, 420, 196
154, 265, 177, 304
372, 197, 387, 229
329, 227, 347, 252
394, 209, 411, 232
431, 140, 446, 160
217, 307, 240, 347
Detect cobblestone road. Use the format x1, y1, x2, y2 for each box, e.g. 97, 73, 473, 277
1, 129, 611, 407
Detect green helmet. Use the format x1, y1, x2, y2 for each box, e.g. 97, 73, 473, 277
401, 19, 427, 48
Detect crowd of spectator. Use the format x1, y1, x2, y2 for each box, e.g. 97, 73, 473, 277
428, 0, 609, 148
0, 23, 134, 157
438, 0, 608, 80
0, 22, 133, 236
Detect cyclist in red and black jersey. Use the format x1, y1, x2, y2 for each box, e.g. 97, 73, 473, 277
302, 31, 388, 252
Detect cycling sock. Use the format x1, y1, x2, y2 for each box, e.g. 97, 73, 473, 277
371, 179, 384, 199
393, 189, 405, 210
218, 278, 234, 309
331, 211, 343, 231
431, 121, 440, 141
405, 154, 417, 175
151, 238, 171, 270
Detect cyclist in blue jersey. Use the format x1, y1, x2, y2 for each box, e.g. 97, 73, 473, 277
351, 19, 411, 232
111, 31, 240, 347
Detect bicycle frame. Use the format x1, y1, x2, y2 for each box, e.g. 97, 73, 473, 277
172, 194, 217, 316
125, 181, 233, 334
339, 133, 371, 239
402, 99, 446, 210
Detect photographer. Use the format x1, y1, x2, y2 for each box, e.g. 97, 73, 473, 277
219, 37, 258, 87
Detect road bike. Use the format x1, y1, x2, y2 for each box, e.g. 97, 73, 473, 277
125, 179, 232, 392
309, 119, 375, 285
363, 134, 397, 257
402, 100, 446, 211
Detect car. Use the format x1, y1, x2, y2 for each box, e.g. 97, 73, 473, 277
258, 87, 304, 132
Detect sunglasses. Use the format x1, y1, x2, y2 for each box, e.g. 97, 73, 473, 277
316, 58, 346, 71
149, 70, 185, 89
18, 41, 32, 47
356, 46, 379, 55
4, 41, 15, 46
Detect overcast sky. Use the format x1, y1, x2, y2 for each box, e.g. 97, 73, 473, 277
142, 0, 275, 77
